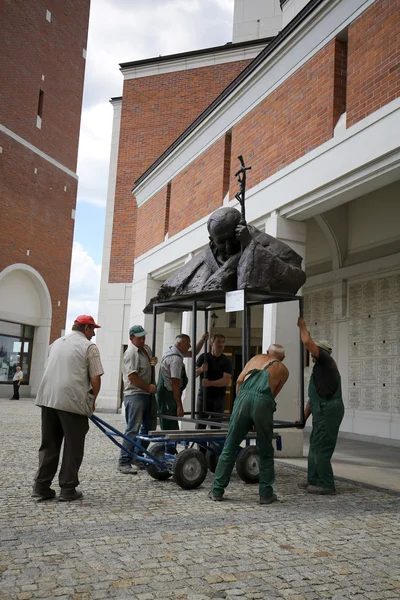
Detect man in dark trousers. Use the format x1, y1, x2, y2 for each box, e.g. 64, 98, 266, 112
196, 334, 232, 428
210, 344, 289, 505
297, 317, 344, 495
32, 315, 104, 502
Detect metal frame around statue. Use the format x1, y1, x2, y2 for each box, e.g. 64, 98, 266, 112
150, 288, 305, 429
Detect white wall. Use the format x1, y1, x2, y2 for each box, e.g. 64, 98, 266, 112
305, 218, 331, 267
282, 0, 311, 29
233, 0, 282, 42
348, 181, 400, 254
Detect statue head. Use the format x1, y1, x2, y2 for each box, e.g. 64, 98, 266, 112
207, 207, 242, 263
207, 207, 242, 243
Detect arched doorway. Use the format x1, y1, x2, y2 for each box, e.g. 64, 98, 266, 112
0, 264, 52, 397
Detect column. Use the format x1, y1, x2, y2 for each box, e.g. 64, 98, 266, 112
263, 212, 306, 457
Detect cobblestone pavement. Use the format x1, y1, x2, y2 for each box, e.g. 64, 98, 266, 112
1, 399, 399, 600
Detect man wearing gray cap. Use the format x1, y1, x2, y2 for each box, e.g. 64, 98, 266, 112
297, 317, 344, 494
118, 325, 157, 474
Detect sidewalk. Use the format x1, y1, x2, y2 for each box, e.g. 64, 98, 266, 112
279, 432, 400, 493
1, 399, 399, 600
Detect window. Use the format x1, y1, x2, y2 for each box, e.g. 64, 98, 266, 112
0, 321, 34, 384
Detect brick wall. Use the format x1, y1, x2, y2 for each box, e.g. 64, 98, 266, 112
135, 185, 170, 257
229, 40, 338, 195
0, 133, 76, 341
347, 0, 400, 128
109, 59, 251, 283
0, 0, 90, 171
168, 136, 228, 238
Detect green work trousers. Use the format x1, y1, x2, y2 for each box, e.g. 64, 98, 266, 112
212, 366, 276, 499
308, 375, 345, 490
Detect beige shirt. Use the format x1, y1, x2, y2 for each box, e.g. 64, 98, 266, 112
123, 343, 152, 396
13, 370, 23, 382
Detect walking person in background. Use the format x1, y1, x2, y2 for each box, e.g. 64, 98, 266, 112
297, 317, 344, 495
32, 315, 104, 502
11, 365, 23, 400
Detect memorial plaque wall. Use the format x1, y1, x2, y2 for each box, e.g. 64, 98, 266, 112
348, 273, 400, 413
303, 288, 334, 398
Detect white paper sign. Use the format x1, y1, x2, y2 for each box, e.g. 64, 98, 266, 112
225, 290, 244, 312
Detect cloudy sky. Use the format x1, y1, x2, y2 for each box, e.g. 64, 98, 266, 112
66, 0, 235, 329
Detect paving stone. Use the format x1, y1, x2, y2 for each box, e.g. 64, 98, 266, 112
0, 400, 399, 600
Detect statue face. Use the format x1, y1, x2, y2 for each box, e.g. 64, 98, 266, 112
207, 207, 242, 262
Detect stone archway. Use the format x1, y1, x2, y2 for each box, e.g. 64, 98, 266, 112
0, 264, 52, 396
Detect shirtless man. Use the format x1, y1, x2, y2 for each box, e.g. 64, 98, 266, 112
209, 344, 289, 504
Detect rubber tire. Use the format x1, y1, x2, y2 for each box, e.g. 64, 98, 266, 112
173, 449, 208, 490
146, 443, 172, 481
236, 445, 260, 484
206, 450, 219, 474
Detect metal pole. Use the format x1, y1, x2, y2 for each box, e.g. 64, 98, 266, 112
191, 300, 197, 419
151, 305, 157, 385
242, 290, 247, 369
246, 302, 251, 363
299, 296, 305, 424
202, 310, 209, 414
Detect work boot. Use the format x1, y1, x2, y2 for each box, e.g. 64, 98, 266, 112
307, 485, 336, 495
31, 486, 56, 501
259, 493, 278, 505
297, 480, 309, 489
118, 464, 138, 475
208, 490, 223, 502
58, 489, 83, 502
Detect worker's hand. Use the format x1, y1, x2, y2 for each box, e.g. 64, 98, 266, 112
201, 363, 208, 373
201, 333, 209, 342
177, 406, 184, 418
294, 419, 304, 429
202, 379, 210, 387
297, 317, 307, 329
148, 383, 157, 394
150, 356, 158, 367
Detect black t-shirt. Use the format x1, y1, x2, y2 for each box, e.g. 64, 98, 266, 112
312, 348, 340, 399
197, 352, 232, 401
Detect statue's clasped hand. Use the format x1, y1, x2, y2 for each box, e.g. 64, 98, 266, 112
235, 223, 252, 248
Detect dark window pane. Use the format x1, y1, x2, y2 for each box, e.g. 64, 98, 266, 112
24, 326, 34, 339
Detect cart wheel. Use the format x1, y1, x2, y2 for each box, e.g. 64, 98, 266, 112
146, 443, 172, 481
206, 450, 219, 474
236, 446, 259, 484
173, 449, 208, 490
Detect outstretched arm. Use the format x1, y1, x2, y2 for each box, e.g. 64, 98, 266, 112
297, 317, 320, 358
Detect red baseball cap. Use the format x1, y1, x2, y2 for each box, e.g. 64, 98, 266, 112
74, 315, 101, 328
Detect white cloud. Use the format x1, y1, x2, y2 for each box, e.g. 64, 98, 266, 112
66, 242, 101, 332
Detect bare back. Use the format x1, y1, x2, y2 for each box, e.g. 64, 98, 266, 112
237, 353, 289, 398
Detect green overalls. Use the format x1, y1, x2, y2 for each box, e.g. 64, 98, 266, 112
156, 369, 188, 431
307, 374, 344, 490
212, 361, 278, 499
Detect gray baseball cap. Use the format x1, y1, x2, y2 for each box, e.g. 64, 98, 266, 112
129, 325, 147, 337
316, 340, 332, 354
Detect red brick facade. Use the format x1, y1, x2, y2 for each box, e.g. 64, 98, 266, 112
114, 0, 400, 276
0, 0, 90, 171
135, 185, 170, 258
229, 40, 339, 195
0, 135, 77, 340
168, 136, 228, 238
109, 60, 251, 283
347, 0, 400, 128
1, 0, 90, 341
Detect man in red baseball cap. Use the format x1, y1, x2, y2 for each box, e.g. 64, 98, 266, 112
32, 315, 104, 502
